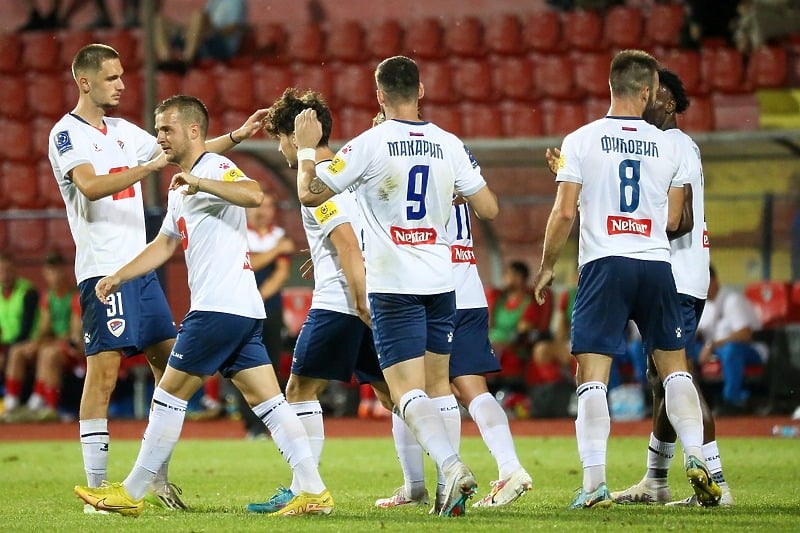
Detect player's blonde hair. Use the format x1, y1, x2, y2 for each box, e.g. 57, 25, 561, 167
155, 95, 209, 138
609, 49, 658, 100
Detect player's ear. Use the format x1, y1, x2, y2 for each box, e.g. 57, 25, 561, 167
665, 96, 676, 115
418, 82, 425, 100
376, 88, 385, 106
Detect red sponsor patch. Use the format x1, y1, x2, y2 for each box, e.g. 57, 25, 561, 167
390, 226, 437, 245
177, 217, 189, 250
703, 229, 710, 248
243, 251, 253, 270
451, 245, 476, 264
606, 215, 652, 237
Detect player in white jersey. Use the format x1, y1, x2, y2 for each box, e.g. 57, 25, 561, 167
609, 69, 733, 507
49, 44, 267, 511
245, 89, 388, 514
294, 56, 499, 517
74, 96, 332, 517
532, 49, 720, 509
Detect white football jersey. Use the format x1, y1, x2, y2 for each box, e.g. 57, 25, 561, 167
159, 153, 265, 319
48, 114, 158, 283
557, 116, 687, 267
666, 128, 710, 300
315, 119, 486, 294
448, 202, 487, 310
248, 225, 285, 254
301, 189, 363, 315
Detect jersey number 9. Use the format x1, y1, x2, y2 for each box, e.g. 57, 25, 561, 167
406, 165, 430, 220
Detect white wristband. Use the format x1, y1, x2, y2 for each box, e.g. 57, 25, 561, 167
297, 148, 316, 162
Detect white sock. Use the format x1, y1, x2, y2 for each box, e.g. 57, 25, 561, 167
152, 452, 173, 486
468, 392, 522, 479
80, 418, 109, 487
431, 394, 461, 487
645, 432, 675, 481
663, 372, 703, 459
703, 441, 726, 485
253, 394, 325, 495
289, 401, 324, 495
4, 394, 19, 412
27, 393, 45, 411
575, 382, 609, 493
123, 388, 187, 499
398, 389, 458, 471
391, 409, 426, 497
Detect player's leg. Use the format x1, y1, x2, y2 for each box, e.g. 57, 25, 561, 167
30, 340, 65, 420
79, 349, 121, 487
2, 341, 36, 417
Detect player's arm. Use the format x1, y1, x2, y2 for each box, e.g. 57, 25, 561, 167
95, 233, 179, 302
666, 184, 688, 234
69, 153, 168, 201
329, 222, 371, 327
667, 184, 693, 239
533, 181, 581, 305
204, 108, 269, 153
250, 237, 295, 272
170, 172, 264, 208
465, 185, 499, 220
257, 256, 290, 301
295, 109, 335, 206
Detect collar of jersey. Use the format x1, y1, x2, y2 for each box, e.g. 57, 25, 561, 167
392, 118, 429, 126
605, 116, 645, 121
190, 151, 210, 172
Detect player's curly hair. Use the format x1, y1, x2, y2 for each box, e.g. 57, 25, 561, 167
263, 88, 332, 147
657, 68, 690, 114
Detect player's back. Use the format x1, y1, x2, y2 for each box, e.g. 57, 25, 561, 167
557, 116, 684, 267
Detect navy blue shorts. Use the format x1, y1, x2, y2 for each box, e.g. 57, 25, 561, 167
571, 257, 685, 358
450, 307, 501, 378
369, 291, 456, 370
292, 309, 383, 384
169, 310, 270, 378
79, 272, 176, 357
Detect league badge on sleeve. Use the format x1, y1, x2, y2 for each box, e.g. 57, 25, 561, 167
314, 200, 339, 225
224, 167, 246, 182
327, 156, 345, 175
463, 145, 479, 169
55, 130, 73, 155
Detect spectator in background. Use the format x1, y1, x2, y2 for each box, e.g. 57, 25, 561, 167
531, 285, 576, 385
733, 0, 800, 54
18, 0, 139, 31
155, 0, 248, 72
697, 266, 767, 415
0, 252, 40, 419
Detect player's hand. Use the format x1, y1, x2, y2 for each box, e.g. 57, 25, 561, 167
170, 172, 201, 195
356, 302, 372, 328
144, 151, 169, 173
235, 108, 270, 141
294, 109, 323, 150
545, 147, 561, 176
532, 268, 554, 305
95, 275, 121, 302
299, 250, 314, 280
452, 195, 467, 206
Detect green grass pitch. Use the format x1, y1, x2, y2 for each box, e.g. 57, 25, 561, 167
1, 435, 799, 532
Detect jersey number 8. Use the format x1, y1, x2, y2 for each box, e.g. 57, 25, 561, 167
618, 159, 640, 213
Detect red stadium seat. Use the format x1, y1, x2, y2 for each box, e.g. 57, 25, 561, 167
460, 103, 502, 138
745, 281, 792, 328
584, 97, 610, 122
282, 287, 313, 338
573, 52, 612, 97
335, 63, 376, 108
485, 14, 524, 56
500, 101, 543, 137
250, 22, 288, 60
365, 19, 404, 60
646, 2, 685, 47
680, 94, 714, 132
540, 100, 585, 136
790, 282, 800, 323
533, 53, 576, 99
0, 33, 22, 74
22, 31, 59, 72
603, 6, 644, 49
180, 67, 218, 109
452, 59, 494, 102
747, 46, 789, 88
27, 73, 66, 119
562, 10, 604, 52
215, 64, 254, 112
493, 56, 535, 102
221, 110, 251, 136
31, 118, 53, 160
418, 60, 456, 104
58, 30, 94, 69
702, 46, 747, 93
1, 162, 41, 209
420, 105, 462, 136
287, 23, 325, 63
660, 49, 704, 95
46, 217, 75, 256
292, 64, 334, 103
156, 72, 183, 103
338, 108, 376, 140
253, 63, 293, 105
6, 219, 47, 256
403, 18, 445, 59
94, 28, 141, 69
444, 16, 484, 58
0, 220, 6, 249
327, 20, 367, 62
0, 75, 29, 120
38, 160, 64, 209
0, 119, 33, 162
522, 10, 562, 53
711, 92, 759, 131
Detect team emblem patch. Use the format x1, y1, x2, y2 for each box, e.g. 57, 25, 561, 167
107, 318, 126, 337
327, 156, 345, 175
55, 130, 73, 155
224, 167, 245, 182
314, 200, 339, 224
557, 152, 566, 170
464, 145, 479, 169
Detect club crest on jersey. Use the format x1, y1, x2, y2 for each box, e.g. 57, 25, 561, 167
314, 200, 339, 224
327, 156, 345, 175
107, 318, 126, 337
224, 167, 245, 182
607, 215, 652, 237
451, 245, 476, 264
390, 226, 437, 245
464, 145, 479, 169
55, 130, 73, 155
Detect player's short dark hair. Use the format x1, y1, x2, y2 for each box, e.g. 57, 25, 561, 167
155, 95, 210, 138
509, 261, 529, 281
658, 68, 690, 114
375, 56, 419, 105
72, 43, 120, 79
609, 49, 659, 100
263, 88, 332, 147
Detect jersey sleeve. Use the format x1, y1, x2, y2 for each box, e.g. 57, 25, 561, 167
315, 134, 373, 194
454, 145, 487, 197
315, 194, 353, 239
555, 132, 583, 185
127, 122, 159, 163
204, 156, 252, 205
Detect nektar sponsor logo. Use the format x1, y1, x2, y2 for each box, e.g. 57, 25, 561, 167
451, 245, 476, 264
606, 215, 652, 237
390, 226, 437, 245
